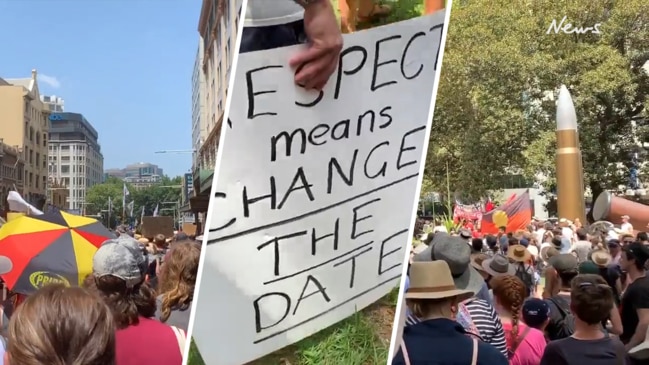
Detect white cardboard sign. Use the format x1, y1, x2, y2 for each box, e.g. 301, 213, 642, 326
192, 12, 445, 365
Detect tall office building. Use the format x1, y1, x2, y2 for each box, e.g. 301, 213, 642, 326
190, 0, 242, 224
191, 41, 207, 170
104, 162, 164, 189
197, 0, 242, 172
0, 70, 50, 206
48, 112, 104, 212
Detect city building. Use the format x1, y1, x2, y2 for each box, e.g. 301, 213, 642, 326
191, 0, 242, 232
0, 70, 50, 206
104, 162, 164, 188
41, 95, 65, 113
0, 141, 25, 213
191, 42, 207, 170
48, 112, 104, 212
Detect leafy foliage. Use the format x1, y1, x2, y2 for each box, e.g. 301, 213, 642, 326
85, 176, 182, 223
427, 0, 649, 204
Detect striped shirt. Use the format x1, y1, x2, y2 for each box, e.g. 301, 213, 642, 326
406, 298, 508, 357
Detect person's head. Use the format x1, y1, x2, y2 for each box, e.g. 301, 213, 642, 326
158, 241, 200, 322
622, 215, 630, 223
543, 222, 553, 231
552, 254, 579, 288
508, 236, 519, 247
576, 228, 588, 241
621, 234, 635, 246
153, 234, 167, 248
471, 238, 483, 253
485, 235, 497, 250
491, 275, 527, 345
551, 236, 563, 250
86, 236, 156, 329
6, 284, 115, 365
405, 261, 473, 320
608, 239, 621, 256
621, 242, 649, 272
522, 298, 550, 330
498, 226, 506, 234
637, 232, 649, 242
552, 228, 563, 237
570, 274, 615, 325
542, 230, 554, 243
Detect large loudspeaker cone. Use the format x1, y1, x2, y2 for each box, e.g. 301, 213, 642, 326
593, 191, 649, 228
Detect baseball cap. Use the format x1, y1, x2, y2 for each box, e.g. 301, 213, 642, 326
578, 260, 600, 275
93, 236, 149, 287
522, 298, 550, 327
608, 239, 620, 248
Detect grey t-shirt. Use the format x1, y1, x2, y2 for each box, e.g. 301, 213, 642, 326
155, 295, 191, 332
540, 336, 627, 365
573, 240, 592, 262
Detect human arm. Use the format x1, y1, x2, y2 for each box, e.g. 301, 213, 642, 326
625, 287, 649, 350
608, 303, 623, 335
289, 0, 343, 90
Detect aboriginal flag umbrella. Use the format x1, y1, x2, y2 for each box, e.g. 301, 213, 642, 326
0, 210, 115, 294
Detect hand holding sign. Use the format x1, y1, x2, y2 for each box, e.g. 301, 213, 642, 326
290, 0, 343, 90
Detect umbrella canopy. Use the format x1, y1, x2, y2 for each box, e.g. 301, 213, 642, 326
0, 210, 115, 294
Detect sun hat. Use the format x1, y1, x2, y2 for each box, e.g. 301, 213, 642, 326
92, 236, 149, 288
481, 254, 516, 277
591, 250, 612, 267
630, 326, 649, 359
470, 253, 489, 272
522, 298, 550, 327
413, 232, 484, 295
508, 245, 532, 263
550, 254, 579, 273
578, 261, 600, 275
405, 261, 474, 301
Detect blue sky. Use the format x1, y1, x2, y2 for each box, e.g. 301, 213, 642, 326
0, 0, 201, 177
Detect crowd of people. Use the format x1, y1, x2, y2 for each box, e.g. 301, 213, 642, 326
396, 216, 649, 365
0, 227, 200, 365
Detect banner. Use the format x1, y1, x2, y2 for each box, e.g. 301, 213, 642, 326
192, 12, 446, 365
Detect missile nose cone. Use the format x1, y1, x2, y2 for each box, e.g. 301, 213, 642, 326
557, 85, 578, 131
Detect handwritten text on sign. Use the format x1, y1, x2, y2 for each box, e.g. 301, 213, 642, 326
192, 12, 445, 365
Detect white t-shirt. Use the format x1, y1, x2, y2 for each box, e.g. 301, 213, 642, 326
245, 0, 304, 27
621, 222, 634, 233
561, 227, 574, 242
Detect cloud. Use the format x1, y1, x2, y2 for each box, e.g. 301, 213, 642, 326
39, 74, 61, 89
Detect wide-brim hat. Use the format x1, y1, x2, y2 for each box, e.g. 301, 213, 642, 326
481, 254, 516, 277
550, 254, 579, 273
413, 232, 484, 295
405, 261, 474, 301
508, 245, 532, 263
591, 250, 612, 267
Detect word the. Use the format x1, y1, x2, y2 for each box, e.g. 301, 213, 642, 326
546, 16, 601, 35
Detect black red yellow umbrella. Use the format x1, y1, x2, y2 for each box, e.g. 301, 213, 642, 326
0, 210, 115, 294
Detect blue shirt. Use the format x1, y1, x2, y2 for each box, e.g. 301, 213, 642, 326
393, 318, 508, 365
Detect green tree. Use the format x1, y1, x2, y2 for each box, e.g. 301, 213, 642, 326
427, 0, 649, 207
85, 176, 183, 222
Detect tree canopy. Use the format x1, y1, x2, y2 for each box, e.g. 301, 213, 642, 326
426, 0, 649, 206
85, 176, 182, 223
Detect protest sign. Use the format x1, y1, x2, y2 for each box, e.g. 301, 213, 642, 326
192, 12, 446, 365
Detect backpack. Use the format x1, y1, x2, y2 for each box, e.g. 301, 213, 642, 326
514, 264, 534, 297
547, 296, 575, 340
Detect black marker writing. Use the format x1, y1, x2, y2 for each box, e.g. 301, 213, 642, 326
246, 65, 283, 119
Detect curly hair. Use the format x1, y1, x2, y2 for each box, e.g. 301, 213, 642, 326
491, 275, 526, 351
83, 275, 156, 329
158, 241, 200, 323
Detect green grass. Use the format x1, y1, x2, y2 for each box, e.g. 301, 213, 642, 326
187, 289, 401, 365
186, 1, 422, 364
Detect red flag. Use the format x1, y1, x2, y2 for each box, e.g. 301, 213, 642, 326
481, 191, 532, 234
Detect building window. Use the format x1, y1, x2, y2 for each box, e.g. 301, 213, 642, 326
61, 165, 70, 174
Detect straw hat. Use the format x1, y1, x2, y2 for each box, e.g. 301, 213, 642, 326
508, 245, 532, 263
481, 254, 516, 277
137, 237, 149, 244
630, 326, 649, 359
405, 261, 474, 301
591, 250, 612, 267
